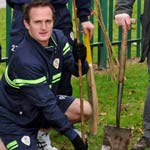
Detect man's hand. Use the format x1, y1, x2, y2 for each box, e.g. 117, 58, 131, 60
81, 21, 94, 39
71, 134, 88, 150
115, 13, 136, 31
115, 13, 132, 30
72, 39, 87, 63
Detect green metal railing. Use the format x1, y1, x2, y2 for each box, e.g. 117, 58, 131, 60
70, 0, 142, 69
1, 0, 143, 69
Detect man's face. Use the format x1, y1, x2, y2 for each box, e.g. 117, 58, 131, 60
24, 6, 54, 46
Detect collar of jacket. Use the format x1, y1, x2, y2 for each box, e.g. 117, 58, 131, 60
25, 33, 57, 53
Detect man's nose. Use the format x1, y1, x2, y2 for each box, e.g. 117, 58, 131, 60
41, 22, 46, 30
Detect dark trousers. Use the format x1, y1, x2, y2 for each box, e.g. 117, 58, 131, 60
143, 57, 150, 138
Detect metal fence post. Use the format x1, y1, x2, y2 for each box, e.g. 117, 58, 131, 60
98, 0, 107, 69
136, 0, 142, 57
6, 3, 11, 59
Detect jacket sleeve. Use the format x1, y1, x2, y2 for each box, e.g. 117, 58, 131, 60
6, 0, 31, 7
114, 0, 136, 16
76, 0, 92, 22
59, 34, 89, 76
7, 61, 77, 140
21, 81, 73, 133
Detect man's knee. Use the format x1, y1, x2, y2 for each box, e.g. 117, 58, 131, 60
83, 100, 92, 120
65, 99, 92, 123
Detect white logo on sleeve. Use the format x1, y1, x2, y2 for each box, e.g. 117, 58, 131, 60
70, 31, 74, 41
21, 136, 30, 146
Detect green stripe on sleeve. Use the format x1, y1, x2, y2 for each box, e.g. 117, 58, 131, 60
5, 66, 47, 88
13, 76, 47, 86
63, 42, 70, 55
5, 67, 19, 89
52, 73, 61, 83
7, 140, 18, 150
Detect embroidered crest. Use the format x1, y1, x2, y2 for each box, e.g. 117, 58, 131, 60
53, 58, 60, 69
21, 136, 30, 146
70, 31, 74, 41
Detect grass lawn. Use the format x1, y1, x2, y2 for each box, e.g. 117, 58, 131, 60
42, 59, 148, 150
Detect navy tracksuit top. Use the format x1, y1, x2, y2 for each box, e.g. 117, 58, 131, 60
0, 29, 88, 138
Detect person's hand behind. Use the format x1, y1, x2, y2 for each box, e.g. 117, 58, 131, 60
115, 13, 132, 30
81, 21, 94, 39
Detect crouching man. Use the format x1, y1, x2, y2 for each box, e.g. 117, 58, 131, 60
0, 0, 92, 149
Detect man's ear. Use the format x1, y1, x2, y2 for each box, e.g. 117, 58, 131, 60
24, 20, 29, 30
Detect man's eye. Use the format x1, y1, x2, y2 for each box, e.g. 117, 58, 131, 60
34, 21, 41, 24
46, 20, 52, 23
